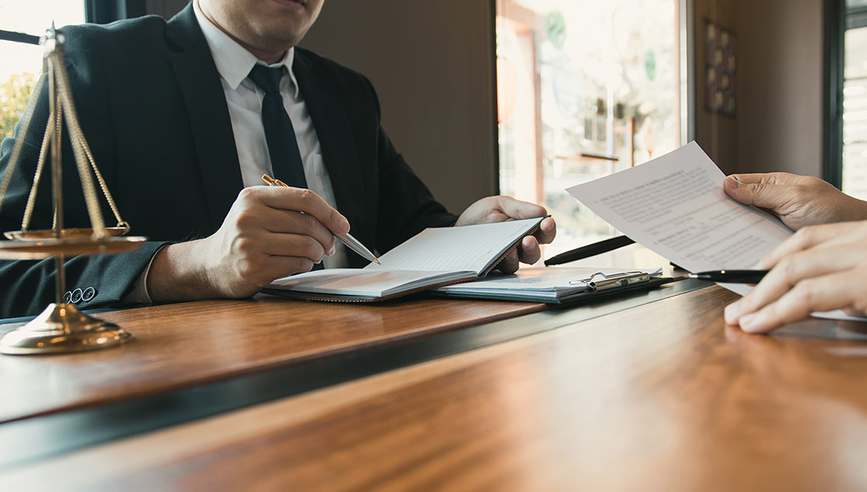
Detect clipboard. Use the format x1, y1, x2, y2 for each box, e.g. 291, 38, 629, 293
429, 268, 671, 305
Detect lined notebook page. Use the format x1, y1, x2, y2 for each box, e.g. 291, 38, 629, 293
364, 218, 543, 274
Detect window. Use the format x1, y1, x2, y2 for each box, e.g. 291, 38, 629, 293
842, 0, 867, 199
0, 1, 85, 144
496, 0, 685, 264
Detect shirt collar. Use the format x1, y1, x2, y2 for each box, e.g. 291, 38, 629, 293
193, 0, 300, 98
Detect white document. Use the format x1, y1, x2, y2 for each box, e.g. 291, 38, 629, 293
567, 142, 865, 322
567, 141, 793, 296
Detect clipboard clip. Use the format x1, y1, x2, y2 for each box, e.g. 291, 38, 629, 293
572, 271, 652, 292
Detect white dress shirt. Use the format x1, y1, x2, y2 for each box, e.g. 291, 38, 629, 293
126, 1, 348, 303
192, 1, 346, 268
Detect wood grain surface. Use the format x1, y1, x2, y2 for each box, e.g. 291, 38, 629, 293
7, 286, 867, 491
0, 296, 545, 423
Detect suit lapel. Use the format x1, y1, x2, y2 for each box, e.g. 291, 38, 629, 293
166, 5, 243, 232
293, 51, 369, 249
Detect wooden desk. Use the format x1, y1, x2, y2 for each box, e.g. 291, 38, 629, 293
0, 297, 545, 424
3, 285, 867, 490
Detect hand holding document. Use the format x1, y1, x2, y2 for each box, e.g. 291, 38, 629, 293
566, 142, 864, 324
567, 142, 793, 285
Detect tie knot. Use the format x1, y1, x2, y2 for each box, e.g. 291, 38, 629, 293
248, 64, 283, 94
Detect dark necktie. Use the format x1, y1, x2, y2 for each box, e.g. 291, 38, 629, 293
248, 64, 324, 270
248, 64, 309, 189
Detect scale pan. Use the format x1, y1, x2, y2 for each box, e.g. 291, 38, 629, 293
0, 235, 146, 259
4, 226, 130, 241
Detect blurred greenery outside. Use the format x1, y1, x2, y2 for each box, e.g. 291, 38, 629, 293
498, 0, 680, 264
0, 71, 38, 146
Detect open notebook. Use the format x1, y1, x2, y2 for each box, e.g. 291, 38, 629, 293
262, 217, 545, 301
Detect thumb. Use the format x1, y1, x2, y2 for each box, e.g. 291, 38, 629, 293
723, 175, 788, 210
497, 196, 547, 220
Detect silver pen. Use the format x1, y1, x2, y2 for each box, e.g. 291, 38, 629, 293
262, 174, 381, 265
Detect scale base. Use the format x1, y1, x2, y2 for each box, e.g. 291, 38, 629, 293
0, 303, 130, 355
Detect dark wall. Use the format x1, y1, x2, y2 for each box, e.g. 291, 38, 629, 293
694, 0, 824, 177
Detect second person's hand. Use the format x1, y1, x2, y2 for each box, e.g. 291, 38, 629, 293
724, 220, 867, 333
723, 172, 867, 230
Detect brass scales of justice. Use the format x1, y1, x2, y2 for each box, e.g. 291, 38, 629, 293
0, 26, 146, 355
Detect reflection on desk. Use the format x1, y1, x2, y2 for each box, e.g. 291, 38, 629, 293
2, 283, 867, 490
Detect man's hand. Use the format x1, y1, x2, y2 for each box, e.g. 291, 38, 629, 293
456, 196, 556, 274
147, 186, 349, 301
723, 172, 867, 230
724, 221, 867, 333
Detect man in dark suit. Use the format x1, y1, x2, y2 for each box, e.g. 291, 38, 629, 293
0, 0, 555, 318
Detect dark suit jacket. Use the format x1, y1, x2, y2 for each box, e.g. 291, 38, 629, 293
0, 4, 457, 318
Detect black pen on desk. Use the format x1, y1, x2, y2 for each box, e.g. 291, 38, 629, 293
672, 269, 768, 284
261, 174, 381, 265
544, 235, 635, 266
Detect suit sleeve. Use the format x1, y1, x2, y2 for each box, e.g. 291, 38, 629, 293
374, 128, 458, 253
0, 27, 171, 319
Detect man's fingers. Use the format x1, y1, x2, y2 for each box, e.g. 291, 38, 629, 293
723, 174, 797, 211
726, 244, 865, 326
227, 225, 329, 268
263, 231, 330, 263
267, 209, 337, 254
498, 248, 519, 274
493, 199, 553, 253
496, 196, 548, 220
757, 223, 867, 269
517, 236, 541, 265
456, 195, 553, 228
757, 225, 835, 269
533, 217, 556, 245
209, 238, 320, 295
737, 283, 827, 333
252, 186, 350, 235
726, 252, 815, 323
724, 173, 867, 229
737, 270, 867, 333
455, 195, 556, 270
234, 201, 336, 257
247, 254, 318, 286
728, 172, 804, 186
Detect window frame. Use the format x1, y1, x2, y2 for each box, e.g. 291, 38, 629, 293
825, 0, 844, 188
824, 0, 867, 189
0, 0, 142, 44
85, 0, 146, 24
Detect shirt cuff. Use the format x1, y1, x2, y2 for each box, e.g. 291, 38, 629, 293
123, 245, 167, 305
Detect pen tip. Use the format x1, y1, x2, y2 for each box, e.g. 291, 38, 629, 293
374, 258, 381, 265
